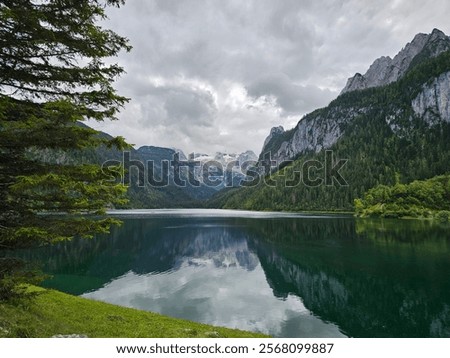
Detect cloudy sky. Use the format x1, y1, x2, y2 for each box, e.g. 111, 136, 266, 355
88, 0, 450, 155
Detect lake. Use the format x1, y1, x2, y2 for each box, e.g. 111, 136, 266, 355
23, 209, 450, 337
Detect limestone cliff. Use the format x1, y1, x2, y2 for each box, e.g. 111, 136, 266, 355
341, 29, 450, 94
260, 29, 450, 166
412, 71, 450, 124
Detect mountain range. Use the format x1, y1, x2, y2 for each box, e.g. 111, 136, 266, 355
49, 29, 450, 211
46, 126, 257, 208
212, 28, 450, 211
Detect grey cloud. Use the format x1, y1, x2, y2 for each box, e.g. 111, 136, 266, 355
132, 84, 218, 134
160, 86, 217, 128
112, 0, 320, 83
247, 74, 336, 115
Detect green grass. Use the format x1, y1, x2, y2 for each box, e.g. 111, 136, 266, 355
0, 287, 268, 338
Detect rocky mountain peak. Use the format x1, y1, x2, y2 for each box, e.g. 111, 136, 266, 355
341, 29, 450, 94
431, 28, 446, 39
237, 150, 257, 165
263, 126, 285, 148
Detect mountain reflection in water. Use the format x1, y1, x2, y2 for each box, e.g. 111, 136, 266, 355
20, 210, 450, 337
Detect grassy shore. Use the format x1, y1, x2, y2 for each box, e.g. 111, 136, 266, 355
0, 287, 267, 338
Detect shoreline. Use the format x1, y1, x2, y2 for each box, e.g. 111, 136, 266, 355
0, 287, 268, 338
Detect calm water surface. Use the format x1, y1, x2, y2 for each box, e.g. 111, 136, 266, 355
24, 209, 450, 337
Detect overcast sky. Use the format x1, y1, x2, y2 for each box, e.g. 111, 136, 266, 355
87, 0, 450, 155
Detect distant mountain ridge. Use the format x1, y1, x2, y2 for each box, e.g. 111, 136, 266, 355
35, 123, 256, 208
135, 146, 257, 196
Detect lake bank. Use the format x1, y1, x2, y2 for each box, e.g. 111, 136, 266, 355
0, 286, 267, 338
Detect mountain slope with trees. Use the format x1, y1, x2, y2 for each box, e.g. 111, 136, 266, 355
211, 41, 450, 212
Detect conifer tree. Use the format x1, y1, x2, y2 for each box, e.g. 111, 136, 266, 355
0, 0, 131, 299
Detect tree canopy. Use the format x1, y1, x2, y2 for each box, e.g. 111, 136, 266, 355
355, 174, 450, 219
0, 0, 131, 299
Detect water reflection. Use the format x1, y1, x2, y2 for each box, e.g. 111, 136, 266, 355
21, 212, 450, 337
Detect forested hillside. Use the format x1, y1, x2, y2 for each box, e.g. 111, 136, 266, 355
210, 50, 450, 212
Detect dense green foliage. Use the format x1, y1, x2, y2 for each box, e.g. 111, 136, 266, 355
355, 175, 450, 219
211, 50, 450, 212
0, 286, 266, 337
0, 0, 130, 300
